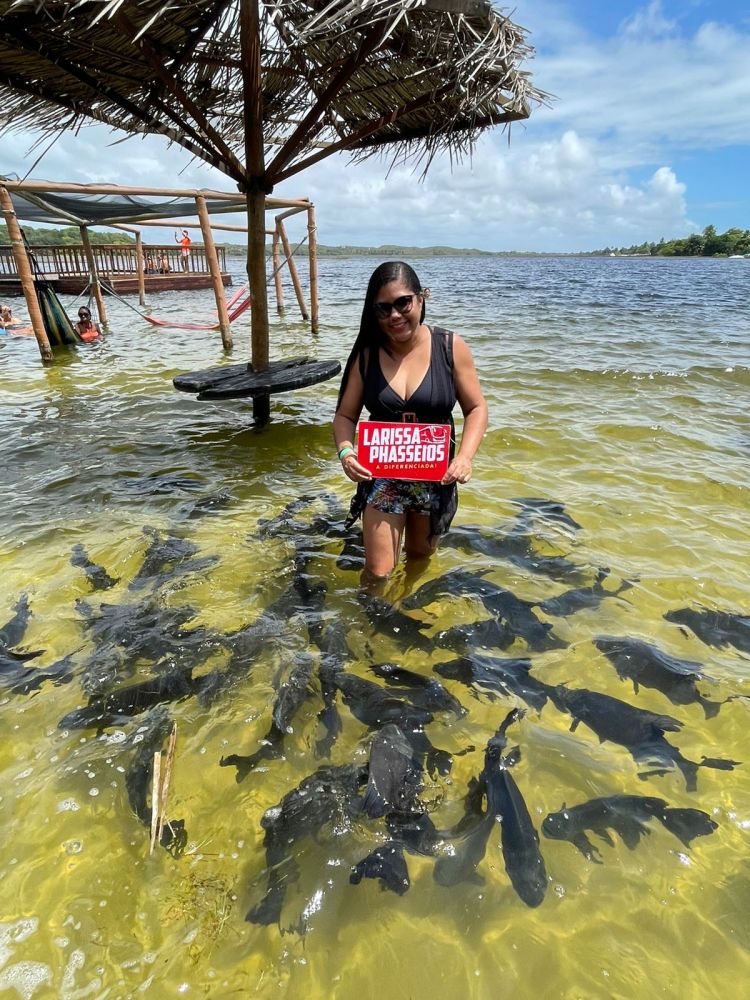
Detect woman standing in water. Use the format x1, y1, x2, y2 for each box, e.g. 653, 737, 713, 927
333, 261, 487, 582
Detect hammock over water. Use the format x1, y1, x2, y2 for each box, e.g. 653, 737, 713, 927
142, 284, 251, 330
36, 281, 83, 346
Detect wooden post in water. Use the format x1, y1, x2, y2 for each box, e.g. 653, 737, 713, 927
134, 231, 146, 306
196, 194, 233, 350
276, 217, 309, 321
241, 0, 271, 426
272, 228, 285, 316
0, 184, 52, 361
307, 203, 319, 335
79, 226, 108, 328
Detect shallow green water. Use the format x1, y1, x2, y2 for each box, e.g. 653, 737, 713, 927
1, 256, 749, 999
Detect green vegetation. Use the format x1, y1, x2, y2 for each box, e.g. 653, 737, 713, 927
590, 225, 750, 257
222, 242, 504, 257
3, 225, 503, 256
0, 223, 134, 246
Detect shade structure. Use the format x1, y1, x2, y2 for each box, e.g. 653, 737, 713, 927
0, 0, 544, 188
1, 183, 306, 228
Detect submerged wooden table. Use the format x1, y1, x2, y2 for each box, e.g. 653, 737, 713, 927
173, 355, 341, 400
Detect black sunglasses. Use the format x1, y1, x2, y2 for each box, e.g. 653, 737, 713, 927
373, 294, 415, 319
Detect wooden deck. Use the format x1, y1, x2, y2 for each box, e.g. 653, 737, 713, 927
0, 241, 233, 296
0, 272, 231, 296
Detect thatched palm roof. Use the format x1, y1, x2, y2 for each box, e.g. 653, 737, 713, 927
0, 0, 545, 188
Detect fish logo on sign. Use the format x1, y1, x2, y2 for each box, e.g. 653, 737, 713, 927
356, 421, 451, 482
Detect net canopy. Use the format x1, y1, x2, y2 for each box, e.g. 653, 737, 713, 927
0, 180, 300, 227
0, 0, 546, 189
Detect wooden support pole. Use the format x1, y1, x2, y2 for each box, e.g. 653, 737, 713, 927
79, 226, 108, 328
277, 218, 309, 321
307, 203, 319, 335
196, 194, 233, 351
134, 231, 146, 306
0, 184, 52, 362
272, 229, 285, 316
241, 0, 271, 426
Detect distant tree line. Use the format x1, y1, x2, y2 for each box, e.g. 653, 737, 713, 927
0, 223, 134, 246
590, 225, 750, 257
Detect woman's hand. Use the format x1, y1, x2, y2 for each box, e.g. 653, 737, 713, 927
341, 453, 372, 483
442, 455, 473, 485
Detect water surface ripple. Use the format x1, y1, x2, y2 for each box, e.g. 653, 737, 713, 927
1, 255, 749, 998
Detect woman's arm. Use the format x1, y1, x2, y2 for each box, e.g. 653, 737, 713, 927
443, 334, 488, 485
333, 354, 372, 483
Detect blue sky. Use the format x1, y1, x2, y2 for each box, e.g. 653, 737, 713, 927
2, 0, 750, 251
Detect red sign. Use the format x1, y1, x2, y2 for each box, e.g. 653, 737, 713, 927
357, 420, 451, 481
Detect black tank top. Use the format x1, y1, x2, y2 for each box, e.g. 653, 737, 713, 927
359, 325, 457, 426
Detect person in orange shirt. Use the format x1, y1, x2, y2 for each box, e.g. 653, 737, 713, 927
175, 229, 192, 271
75, 306, 101, 342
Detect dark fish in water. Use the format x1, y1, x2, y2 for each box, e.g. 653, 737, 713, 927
220, 654, 315, 782
0, 653, 75, 695
246, 763, 366, 925
401, 567, 493, 611
460, 576, 566, 652
350, 842, 410, 895
322, 665, 433, 731
311, 620, 350, 757
385, 810, 447, 858
434, 655, 554, 712
0, 594, 35, 652
551, 685, 740, 791
419, 573, 566, 652
59, 668, 199, 730
537, 568, 633, 618
594, 635, 725, 718
257, 491, 344, 539
442, 524, 585, 583
542, 795, 718, 862
77, 597, 220, 697
321, 663, 452, 776
359, 593, 434, 652
129, 526, 218, 592
432, 774, 490, 887
369, 662, 466, 717
70, 543, 119, 591
176, 490, 234, 520
119, 473, 204, 496
510, 497, 583, 533
432, 617, 516, 654
436, 708, 548, 907
362, 724, 423, 819
124, 708, 187, 857
665, 606, 750, 656
0, 648, 43, 673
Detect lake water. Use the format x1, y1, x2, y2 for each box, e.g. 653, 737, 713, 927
1, 254, 749, 999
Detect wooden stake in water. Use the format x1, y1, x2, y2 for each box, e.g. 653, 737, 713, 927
149, 751, 162, 854
149, 722, 177, 854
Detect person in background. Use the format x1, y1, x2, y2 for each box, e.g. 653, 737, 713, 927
144, 254, 156, 274
159, 253, 172, 274
175, 229, 192, 272
333, 260, 487, 584
1, 304, 16, 329
75, 306, 101, 342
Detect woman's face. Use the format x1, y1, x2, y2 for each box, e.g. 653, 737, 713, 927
373, 279, 422, 346
79, 310, 91, 323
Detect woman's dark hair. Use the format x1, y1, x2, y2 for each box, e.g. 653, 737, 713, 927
336, 261, 425, 409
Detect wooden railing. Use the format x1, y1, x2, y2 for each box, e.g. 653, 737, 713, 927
0, 242, 227, 278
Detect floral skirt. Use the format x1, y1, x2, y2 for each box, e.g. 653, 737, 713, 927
345, 478, 458, 539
